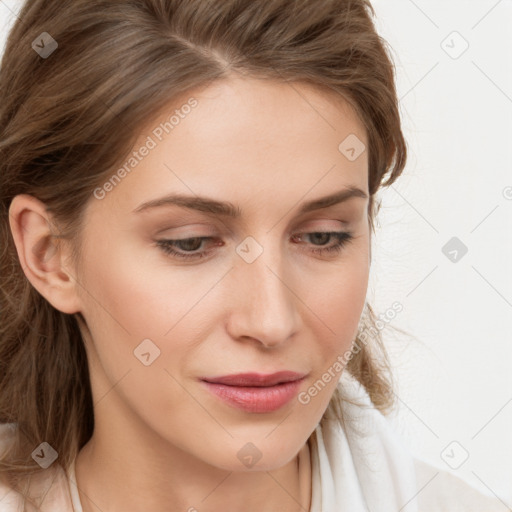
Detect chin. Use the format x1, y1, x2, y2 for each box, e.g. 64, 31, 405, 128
205, 436, 304, 473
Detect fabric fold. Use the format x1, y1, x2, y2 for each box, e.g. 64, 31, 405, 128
309, 370, 419, 511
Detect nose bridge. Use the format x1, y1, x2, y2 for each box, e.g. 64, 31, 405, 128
227, 238, 299, 346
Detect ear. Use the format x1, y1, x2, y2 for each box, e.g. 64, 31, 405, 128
8, 194, 83, 314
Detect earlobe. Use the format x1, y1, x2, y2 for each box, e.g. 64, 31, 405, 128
8, 194, 83, 315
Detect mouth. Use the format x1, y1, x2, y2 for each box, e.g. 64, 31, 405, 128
201, 371, 306, 387
200, 371, 307, 413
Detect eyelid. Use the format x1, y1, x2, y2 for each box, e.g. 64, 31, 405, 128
157, 219, 213, 234
153, 216, 351, 244
156, 216, 349, 233
300, 218, 350, 229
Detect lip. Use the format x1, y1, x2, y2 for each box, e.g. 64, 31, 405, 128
200, 371, 307, 413
202, 371, 306, 387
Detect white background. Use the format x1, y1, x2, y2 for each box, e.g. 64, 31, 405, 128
1, 0, 511, 505
369, 0, 512, 504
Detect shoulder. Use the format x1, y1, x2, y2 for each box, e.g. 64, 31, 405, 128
325, 374, 506, 511
0, 423, 72, 512
0, 423, 22, 511
0, 451, 20, 510
413, 457, 505, 512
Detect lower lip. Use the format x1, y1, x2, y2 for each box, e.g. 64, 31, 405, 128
201, 379, 304, 413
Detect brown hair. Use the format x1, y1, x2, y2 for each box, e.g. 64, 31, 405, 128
0, 0, 407, 502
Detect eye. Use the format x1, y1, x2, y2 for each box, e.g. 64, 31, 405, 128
156, 237, 219, 261
155, 231, 354, 261
291, 231, 354, 256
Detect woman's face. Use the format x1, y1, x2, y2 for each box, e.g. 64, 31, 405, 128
73, 75, 370, 471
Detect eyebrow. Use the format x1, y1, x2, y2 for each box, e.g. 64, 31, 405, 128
132, 186, 368, 217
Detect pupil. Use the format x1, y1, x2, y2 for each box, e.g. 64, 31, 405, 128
311, 232, 329, 245
181, 238, 202, 251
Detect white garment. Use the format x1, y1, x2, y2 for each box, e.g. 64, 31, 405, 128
306, 372, 505, 511
0, 372, 505, 511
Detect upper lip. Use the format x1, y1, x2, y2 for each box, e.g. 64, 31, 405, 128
201, 371, 306, 387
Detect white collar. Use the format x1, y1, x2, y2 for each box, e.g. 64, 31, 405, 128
308, 371, 419, 511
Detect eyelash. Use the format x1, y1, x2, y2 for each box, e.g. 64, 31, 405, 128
155, 231, 354, 261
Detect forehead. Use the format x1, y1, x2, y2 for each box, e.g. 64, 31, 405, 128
90, 75, 369, 219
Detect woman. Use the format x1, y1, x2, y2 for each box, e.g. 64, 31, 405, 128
0, 0, 504, 510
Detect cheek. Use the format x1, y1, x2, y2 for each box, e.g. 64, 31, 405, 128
78, 230, 186, 332
74, 233, 161, 368
296, 258, 369, 411
76, 232, 224, 376
304, 248, 369, 342
75, 240, 202, 422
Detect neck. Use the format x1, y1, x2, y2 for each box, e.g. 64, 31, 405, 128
74, 422, 312, 512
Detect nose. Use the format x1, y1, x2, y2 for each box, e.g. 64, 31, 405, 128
225, 244, 300, 349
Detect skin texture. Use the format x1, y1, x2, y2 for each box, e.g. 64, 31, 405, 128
9, 74, 371, 512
